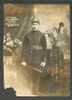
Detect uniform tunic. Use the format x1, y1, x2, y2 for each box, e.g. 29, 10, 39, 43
22, 30, 47, 72
22, 30, 47, 94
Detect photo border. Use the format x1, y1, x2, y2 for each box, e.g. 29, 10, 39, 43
0, 0, 71, 100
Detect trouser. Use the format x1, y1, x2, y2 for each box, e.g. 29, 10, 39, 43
32, 70, 41, 93
50, 47, 64, 78
46, 49, 51, 65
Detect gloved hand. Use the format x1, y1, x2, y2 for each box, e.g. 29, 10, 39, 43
40, 61, 46, 67
21, 61, 27, 66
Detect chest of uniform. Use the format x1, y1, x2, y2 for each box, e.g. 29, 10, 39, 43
27, 32, 42, 45
26, 32, 43, 65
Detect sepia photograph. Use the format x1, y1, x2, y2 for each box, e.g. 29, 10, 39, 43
3, 4, 70, 96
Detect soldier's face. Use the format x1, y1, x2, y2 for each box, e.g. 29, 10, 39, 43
32, 23, 39, 31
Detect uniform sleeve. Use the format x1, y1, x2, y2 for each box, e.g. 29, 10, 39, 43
40, 35, 47, 62
22, 35, 31, 62
23, 35, 29, 48
40, 35, 47, 50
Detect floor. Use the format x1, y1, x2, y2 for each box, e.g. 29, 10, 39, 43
3, 55, 70, 96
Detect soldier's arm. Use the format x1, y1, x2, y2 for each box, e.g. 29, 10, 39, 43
23, 35, 29, 47
41, 35, 47, 50
22, 35, 29, 57
21, 35, 31, 65
40, 35, 47, 64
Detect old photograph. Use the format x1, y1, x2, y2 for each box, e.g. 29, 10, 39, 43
3, 4, 70, 96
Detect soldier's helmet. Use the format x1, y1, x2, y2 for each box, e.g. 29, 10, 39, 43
31, 16, 40, 24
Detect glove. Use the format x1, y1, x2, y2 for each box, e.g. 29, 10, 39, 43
21, 61, 27, 66
40, 61, 46, 67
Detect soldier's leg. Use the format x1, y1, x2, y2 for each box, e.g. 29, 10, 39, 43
58, 51, 64, 78
47, 50, 51, 65
46, 49, 52, 76
32, 70, 40, 94
54, 48, 64, 80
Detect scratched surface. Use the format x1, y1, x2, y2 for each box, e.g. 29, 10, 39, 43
3, 4, 70, 96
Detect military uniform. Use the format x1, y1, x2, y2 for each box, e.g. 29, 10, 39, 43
23, 30, 47, 67
51, 22, 64, 78
22, 16, 51, 94
22, 24, 48, 94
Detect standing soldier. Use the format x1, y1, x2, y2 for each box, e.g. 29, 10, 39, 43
22, 16, 47, 94
52, 22, 64, 79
